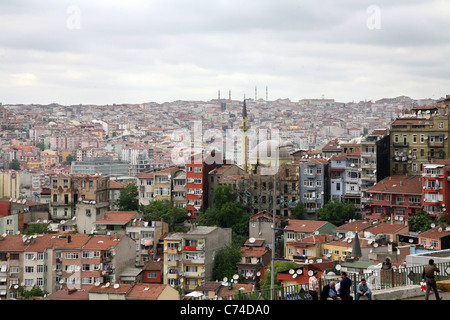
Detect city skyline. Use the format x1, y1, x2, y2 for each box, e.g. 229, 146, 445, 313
1, 1, 450, 105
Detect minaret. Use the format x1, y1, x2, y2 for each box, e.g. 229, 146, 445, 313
240, 99, 250, 172
351, 225, 362, 260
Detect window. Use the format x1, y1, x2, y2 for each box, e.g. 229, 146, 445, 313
394, 134, 399, 143
147, 272, 157, 279
25, 253, 35, 260
420, 135, 424, 143
194, 167, 202, 173
413, 135, 417, 143
185, 265, 198, 273
25, 266, 34, 273
25, 279, 33, 287
65, 252, 79, 260
439, 122, 444, 129
376, 194, 383, 201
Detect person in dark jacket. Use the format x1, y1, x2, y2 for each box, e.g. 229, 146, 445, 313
422, 259, 442, 300
321, 281, 338, 300
339, 272, 352, 300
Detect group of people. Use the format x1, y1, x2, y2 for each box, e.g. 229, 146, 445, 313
307, 258, 443, 301
309, 271, 372, 301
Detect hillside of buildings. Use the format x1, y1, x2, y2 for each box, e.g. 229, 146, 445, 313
0, 94, 450, 300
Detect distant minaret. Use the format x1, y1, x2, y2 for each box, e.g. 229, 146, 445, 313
229, 89, 231, 100
255, 86, 257, 102
240, 99, 250, 173
218, 89, 220, 100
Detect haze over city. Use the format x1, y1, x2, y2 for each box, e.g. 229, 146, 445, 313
1, 0, 450, 105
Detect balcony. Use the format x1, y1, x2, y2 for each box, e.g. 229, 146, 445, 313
183, 258, 205, 264
183, 271, 204, 278
393, 141, 409, 148
429, 141, 444, 148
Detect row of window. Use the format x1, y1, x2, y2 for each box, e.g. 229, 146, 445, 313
374, 194, 421, 203
394, 132, 444, 144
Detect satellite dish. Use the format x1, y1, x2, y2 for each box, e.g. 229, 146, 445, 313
249, 237, 255, 243
373, 243, 379, 247
223, 277, 228, 282
14, 284, 19, 289
94, 282, 100, 286
335, 264, 341, 271
289, 269, 295, 275
431, 223, 436, 228
105, 282, 110, 287
113, 284, 119, 289
297, 269, 303, 275
308, 270, 314, 276
292, 273, 297, 279
409, 239, 414, 243
314, 231, 319, 235
233, 274, 239, 280
256, 272, 261, 277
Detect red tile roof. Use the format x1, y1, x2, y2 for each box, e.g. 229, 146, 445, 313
286, 219, 329, 233
88, 283, 133, 294
126, 283, 174, 300
109, 180, 127, 189
45, 289, 89, 300
241, 246, 268, 257
367, 175, 422, 195
94, 211, 138, 225
418, 227, 450, 239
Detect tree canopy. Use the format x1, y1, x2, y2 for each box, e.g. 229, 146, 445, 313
409, 209, 432, 233
317, 201, 356, 226
212, 244, 242, 282
197, 185, 251, 246
141, 200, 187, 232
116, 183, 139, 211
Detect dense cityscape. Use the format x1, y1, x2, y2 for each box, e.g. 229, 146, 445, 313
0, 94, 450, 302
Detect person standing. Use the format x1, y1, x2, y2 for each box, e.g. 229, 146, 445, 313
422, 259, 442, 300
339, 272, 352, 300
356, 278, 372, 300
309, 271, 320, 300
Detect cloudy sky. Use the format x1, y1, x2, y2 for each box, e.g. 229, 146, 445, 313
1, 0, 450, 105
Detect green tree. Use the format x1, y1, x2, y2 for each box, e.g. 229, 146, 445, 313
20, 285, 46, 299
409, 209, 433, 232
24, 223, 51, 235
197, 186, 250, 246
116, 183, 139, 211
9, 159, 21, 170
141, 200, 187, 231
317, 201, 355, 226
291, 202, 305, 220
63, 154, 74, 165
212, 244, 242, 281
259, 260, 298, 291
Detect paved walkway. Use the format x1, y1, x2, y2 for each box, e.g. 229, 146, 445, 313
402, 289, 450, 300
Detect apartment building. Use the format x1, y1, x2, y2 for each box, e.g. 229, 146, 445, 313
137, 173, 155, 206
389, 105, 450, 175
360, 129, 390, 213
330, 154, 346, 202
50, 174, 109, 232
186, 152, 221, 218
162, 226, 232, 292
343, 151, 361, 213
0, 171, 20, 200
300, 159, 329, 217
126, 219, 168, 267
0, 233, 137, 298
422, 160, 450, 218
283, 219, 336, 260
365, 175, 423, 222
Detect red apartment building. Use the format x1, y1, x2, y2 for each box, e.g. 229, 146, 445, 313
366, 175, 423, 222
186, 151, 222, 218
422, 160, 450, 219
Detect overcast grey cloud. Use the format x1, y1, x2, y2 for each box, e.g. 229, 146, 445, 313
1, 0, 449, 105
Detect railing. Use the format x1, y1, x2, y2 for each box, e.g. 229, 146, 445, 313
206, 261, 450, 301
